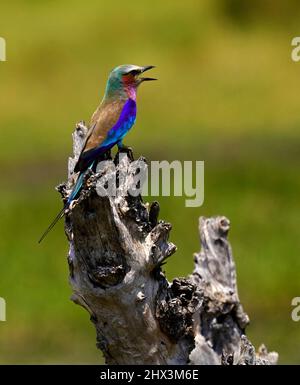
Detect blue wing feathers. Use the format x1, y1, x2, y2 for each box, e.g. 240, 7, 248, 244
78, 98, 136, 167
102, 98, 136, 147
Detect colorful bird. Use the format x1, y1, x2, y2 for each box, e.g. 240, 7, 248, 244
39, 64, 156, 243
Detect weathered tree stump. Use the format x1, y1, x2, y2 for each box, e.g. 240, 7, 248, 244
57, 122, 278, 365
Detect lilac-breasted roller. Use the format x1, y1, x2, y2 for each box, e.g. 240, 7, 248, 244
39, 64, 156, 242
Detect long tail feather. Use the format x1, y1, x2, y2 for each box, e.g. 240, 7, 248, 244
38, 171, 85, 243
39, 161, 95, 243
38, 205, 67, 243
67, 172, 86, 204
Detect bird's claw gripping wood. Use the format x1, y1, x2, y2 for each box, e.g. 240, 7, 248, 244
116, 145, 134, 162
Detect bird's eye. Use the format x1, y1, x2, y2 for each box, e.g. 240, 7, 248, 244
127, 70, 140, 76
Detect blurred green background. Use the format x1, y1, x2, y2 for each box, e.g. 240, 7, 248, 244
1, 0, 300, 364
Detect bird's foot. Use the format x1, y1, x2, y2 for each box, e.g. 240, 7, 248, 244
102, 149, 112, 161
117, 145, 134, 162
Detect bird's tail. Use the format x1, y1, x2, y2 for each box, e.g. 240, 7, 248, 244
38, 205, 67, 243
66, 171, 86, 204
38, 174, 83, 243
38, 162, 95, 243
38, 176, 83, 244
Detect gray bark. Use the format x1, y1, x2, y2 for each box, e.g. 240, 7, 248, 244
57, 122, 278, 365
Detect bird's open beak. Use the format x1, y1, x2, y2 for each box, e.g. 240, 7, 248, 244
139, 65, 157, 82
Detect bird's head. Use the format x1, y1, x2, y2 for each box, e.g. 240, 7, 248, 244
104, 64, 156, 100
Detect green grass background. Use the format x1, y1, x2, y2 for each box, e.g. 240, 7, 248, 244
1, 0, 300, 363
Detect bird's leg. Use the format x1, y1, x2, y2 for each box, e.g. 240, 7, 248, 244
103, 149, 112, 161
92, 150, 112, 172
117, 141, 134, 162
